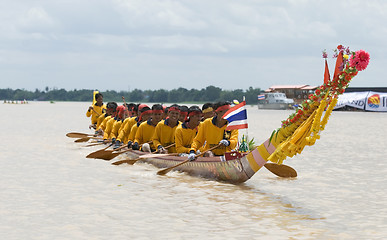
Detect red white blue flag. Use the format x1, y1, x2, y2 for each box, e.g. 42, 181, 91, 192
222, 101, 248, 130
257, 94, 265, 100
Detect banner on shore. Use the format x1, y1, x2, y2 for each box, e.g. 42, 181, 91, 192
335, 91, 387, 112
335, 92, 368, 110
365, 91, 387, 112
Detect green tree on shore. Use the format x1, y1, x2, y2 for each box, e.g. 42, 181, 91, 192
0, 86, 262, 104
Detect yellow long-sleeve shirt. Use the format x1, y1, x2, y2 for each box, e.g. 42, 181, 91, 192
190, 117, 238, 156
128, 122, 140, 143
86, 103, 106, 124
117, 117, 138, 144
152, 119, 179, 153
110, 119, 124, 140
103, 117, 116, 140
97, 115, 112, 132
175, 122, 200, 153
135, 119, 157, 151
95, 113, 108, 130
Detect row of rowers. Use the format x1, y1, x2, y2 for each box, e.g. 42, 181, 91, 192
86, 98, 238, 159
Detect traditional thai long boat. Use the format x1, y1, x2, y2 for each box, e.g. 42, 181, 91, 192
77, 45, 370, 184
120, 139, 277, 184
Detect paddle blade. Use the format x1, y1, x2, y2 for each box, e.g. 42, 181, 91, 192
99, 151, 122, 160
74, 137, 91, 142
157, 160, 189, 176
66, 132, 89, 138
111, 153, 179, 166
86, 149, 109, 158
83, 142, 104, 147
86, 150, 119, 160
156, 168, 171, 176
264, 163, 297, 178
112, 158, 140, 165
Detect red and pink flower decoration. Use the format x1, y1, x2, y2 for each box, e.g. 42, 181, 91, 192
349, 50, 370, 71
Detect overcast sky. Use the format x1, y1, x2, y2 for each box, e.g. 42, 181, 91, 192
0, 0, 385, 92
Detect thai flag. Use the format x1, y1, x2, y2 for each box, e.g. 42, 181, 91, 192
257, 94, 265, 100
222, 101, 248, 130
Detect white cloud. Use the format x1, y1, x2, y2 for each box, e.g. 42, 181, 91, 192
0, 0, 385, 91
18, 7, 55, 31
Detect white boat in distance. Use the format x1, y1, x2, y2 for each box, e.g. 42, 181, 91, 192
257, 92, 294, 110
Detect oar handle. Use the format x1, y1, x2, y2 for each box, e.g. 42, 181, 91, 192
113, 141, 152, 152
194, 144, 222, 159
92, 108, 101, 117
113, 144, 127, 152
102, 143, 114, 150
108, 141, 152, 160
122, 96, 130, 116
164, 143, 176, 149
112, 153, 180, 166
157, 144, 222, 175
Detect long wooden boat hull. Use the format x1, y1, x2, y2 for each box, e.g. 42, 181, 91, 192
125, 150, 257, 184
123, 139, 277, 183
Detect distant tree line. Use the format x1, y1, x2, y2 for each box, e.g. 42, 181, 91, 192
0, 86, 262, 104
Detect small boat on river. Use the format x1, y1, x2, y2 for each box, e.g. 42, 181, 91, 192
257, 92, 294, 110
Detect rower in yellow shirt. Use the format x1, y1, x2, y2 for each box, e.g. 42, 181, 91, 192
86, 93, 106, 129
152, 104, 180, 153
124, 105, 151, 147
103, 105, 125, 141
132, 104, 164, 152
202, 102, 215, 121
95, 102, 117, 135
114, 104, 145, 148
175, 106, 203, 154
188, 101, 238, 160
110, 105, 130, 143
178, 105, 188, 122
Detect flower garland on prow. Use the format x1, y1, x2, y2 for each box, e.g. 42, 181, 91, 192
267, 45, 370, 165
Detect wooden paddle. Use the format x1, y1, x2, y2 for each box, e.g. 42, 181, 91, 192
157, 144, 221, 176
95, 148, 135, 160
86, 142, 124, 159
66, 132, 95, 138
156, 143, 175, 153
264, 163, 297, 178
92, 108, 101, 117
83, 142, 106, 147
74, 136, 103, 143
106, 142, 175, 161
112, 153, 180, 165
122, 96, 130, 116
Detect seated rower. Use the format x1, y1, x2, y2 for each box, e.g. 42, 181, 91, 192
188, 101, 238, 161
103, 105, 125, 141
178, 105, 188, 122
162, 106, 168, 119
201, 102, 215, 121
126, 103, 137, 117
152, 104, 181, 153
114, 104, 142, 148
124, 105, 151, 149
95, 102, 117, 135
175, 106, 203, 154
132, 104, 164, 152
86, 93, 106, 129
110, 105, 130, 143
